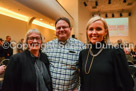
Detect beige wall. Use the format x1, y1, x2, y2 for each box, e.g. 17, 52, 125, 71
31, 24, 56, 42
56, 0, 91, 43
0, 14, 27, 54
0, 14, 56, 54
0, 14, 56, 42
129, 6, 136, 45
78, 0, 91, 43
0, 14, 27, 42
57, 0, 78, 38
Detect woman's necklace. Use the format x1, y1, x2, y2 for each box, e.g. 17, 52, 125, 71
85, 45, 104, 74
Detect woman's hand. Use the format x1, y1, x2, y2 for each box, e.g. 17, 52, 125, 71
0, 65, 6, 75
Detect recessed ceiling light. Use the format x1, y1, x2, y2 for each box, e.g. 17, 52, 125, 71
108, 0, 111, 4
105, 13, 108, 18
120, 13, 122, 17
95, 1, 98, 6
112, 13, 114, 17
123, 0, 126, 3
40, 18, 43, 20
128, 12, 131, 16
0, 7, 55, 30
83, 2, 87, 7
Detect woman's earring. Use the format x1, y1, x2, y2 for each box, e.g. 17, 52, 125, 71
103, 36, 106, 42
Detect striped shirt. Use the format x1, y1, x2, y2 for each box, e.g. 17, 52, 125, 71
42, 38, 85, 91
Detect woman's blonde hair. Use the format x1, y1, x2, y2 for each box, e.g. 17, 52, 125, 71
23, 28, 45, 50
86, 15, 110, 44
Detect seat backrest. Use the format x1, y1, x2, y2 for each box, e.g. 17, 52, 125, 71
129, 65, 136, 78
0, 59, 9, 66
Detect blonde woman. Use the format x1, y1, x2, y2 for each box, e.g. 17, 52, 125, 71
79, 16, 134, 91
2, 29, 52, 91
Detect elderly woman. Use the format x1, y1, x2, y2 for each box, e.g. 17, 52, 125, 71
79, 16, 134, 91
2, 29, 52, 91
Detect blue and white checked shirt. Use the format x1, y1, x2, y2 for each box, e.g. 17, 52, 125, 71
42, 38, 85, 91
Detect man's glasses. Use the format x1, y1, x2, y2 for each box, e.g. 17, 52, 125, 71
56, 26, 69, 30
27, 37, 41, 41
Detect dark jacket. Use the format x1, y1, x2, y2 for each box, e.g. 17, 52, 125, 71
2, 50, 52, 91
0, 45, 5, 58
3, 41, 13, 59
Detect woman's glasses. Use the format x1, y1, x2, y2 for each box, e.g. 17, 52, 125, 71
27, 37, 41, 41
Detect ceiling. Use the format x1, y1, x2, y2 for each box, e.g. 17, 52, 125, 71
84, 0, 136, 16
0, 0, 73, 26
0, 0, 136, 26
16, 0, 73, 20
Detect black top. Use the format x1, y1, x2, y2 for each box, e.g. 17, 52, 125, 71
3, 41, 13, 59
131, 50, 136, 60
0, 45, 5, 57
2, 50, 52, 91
79, 42, 134, 91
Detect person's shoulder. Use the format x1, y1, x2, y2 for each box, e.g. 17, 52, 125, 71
46, 39, 57, 44
10, 51, 26, 61
69, 38, 85, 46
2, 41, 7, 45
69, 38, 86, 50
80, 48, 89, 54
40, 52, 49, 64
41, 52, 48, 57
70, 38, 83, 43
105, 44, 125, 55
44, 39, 58, 50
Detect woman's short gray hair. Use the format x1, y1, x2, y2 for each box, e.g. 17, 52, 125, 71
86, 15, 110, 44
23, 28, 45, 50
